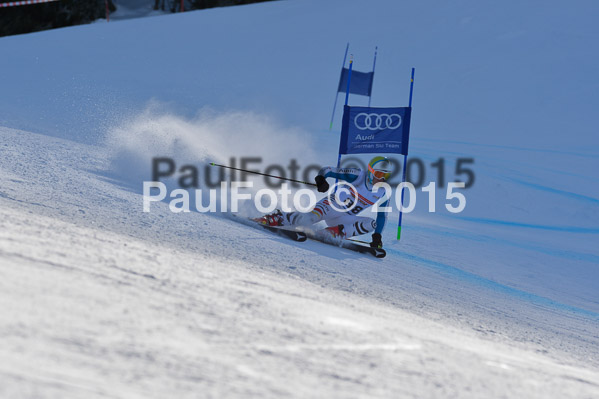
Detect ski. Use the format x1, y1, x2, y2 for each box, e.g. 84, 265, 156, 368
301, 230, 387, 258
341, 241, 386, 258
258, 224, 307, 242
232, 215, 383, 257
231, 215, 307, 242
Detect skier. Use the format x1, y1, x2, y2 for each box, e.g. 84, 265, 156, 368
254, 156, 392, 248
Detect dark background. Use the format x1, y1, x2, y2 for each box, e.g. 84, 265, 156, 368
0, 0, 275, 37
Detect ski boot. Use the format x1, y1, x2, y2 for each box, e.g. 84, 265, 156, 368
252, 209, 285, 227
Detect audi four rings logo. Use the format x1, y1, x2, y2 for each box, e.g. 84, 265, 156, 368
354, 113, 402, 130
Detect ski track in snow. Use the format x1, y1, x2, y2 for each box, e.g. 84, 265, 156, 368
1, 126, 598, 398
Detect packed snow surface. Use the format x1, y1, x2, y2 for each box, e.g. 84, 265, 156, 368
1, 0, 598, 397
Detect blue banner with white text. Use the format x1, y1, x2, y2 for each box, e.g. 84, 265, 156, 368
338, 105, 411, 155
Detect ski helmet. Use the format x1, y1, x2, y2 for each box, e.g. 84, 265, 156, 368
367, 156, 391, 186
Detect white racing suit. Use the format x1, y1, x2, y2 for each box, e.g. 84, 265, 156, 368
283, 167, 388, 237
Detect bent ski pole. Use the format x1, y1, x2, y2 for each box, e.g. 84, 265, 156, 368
209, 162, 317, 187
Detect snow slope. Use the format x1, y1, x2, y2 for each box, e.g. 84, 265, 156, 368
1, 0, 599, 397
2, 126, 599, 398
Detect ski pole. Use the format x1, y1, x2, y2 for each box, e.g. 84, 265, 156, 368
209, 162, 317, 187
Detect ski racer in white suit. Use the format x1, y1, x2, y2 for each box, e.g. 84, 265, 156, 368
256, 156, 392, 248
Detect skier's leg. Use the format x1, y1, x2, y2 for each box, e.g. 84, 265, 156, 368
255, 197, 333, 227
283, 196, 335, 226
283, 210, 320, 226
324, 215, 376, 238
342, 215, 377, 237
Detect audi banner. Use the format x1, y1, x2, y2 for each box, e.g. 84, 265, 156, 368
338, 105, 412, 156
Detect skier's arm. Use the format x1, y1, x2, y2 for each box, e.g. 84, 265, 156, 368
317, 166, 361, 182
374, 200, 388, 234
370, 200, 388, 248
314, 166, 361, 192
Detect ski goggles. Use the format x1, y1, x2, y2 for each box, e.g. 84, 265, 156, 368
368, 164, 390, 179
